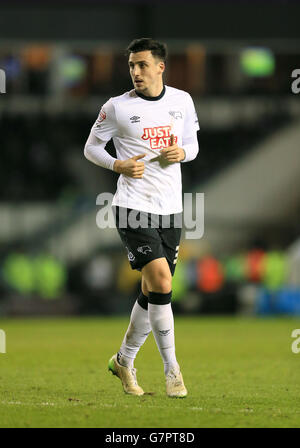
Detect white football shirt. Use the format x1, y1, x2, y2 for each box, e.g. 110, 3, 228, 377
91, 85, 199, 215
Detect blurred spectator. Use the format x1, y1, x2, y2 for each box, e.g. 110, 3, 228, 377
245, 248, 265, 283
262, 251, 287, 291
22, 45, 51, 95
197, 256, 224, 293
2, 252, 67, 300
3, 253, 35, 296
34, 254, 67, 300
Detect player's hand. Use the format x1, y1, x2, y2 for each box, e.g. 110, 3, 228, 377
113, 154, 146, 178
160, 134, 185, 163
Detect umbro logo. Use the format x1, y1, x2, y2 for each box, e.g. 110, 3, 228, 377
169, 111, 183, 120
159, 329, 170, 336
130, 116, 140, 123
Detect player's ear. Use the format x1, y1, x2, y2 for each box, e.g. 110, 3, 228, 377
158, 61, 165, 74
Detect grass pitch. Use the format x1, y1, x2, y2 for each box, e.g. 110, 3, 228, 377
0, 315, 299, 428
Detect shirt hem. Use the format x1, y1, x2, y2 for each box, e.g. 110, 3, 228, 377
111, 199, 183, 215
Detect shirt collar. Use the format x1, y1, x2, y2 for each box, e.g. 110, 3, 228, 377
135, 85, 166, 101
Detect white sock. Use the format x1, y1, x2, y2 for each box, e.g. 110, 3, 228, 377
118, 300, 151, 368
148, 303, 179, 375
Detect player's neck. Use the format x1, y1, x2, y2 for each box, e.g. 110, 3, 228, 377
145, 82, 164, 97
135, 83, 165, 101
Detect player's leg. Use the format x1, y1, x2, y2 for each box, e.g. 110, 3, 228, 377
141, 257, 179, 375
108, 206, 150, 394
141, 224, 187, 397
117, 276, 151, 369
108, 276, 153, 395
112, 205, 162, 370
109, 206, 185, 395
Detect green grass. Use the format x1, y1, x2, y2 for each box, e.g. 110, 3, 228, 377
0, 315, 299, 428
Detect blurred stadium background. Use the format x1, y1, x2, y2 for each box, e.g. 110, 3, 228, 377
1, 0, 300, 319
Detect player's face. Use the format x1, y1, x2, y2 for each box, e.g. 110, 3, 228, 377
128, 51, 165, 96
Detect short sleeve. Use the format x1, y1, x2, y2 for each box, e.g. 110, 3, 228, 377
91, 98, 118, 142
183, 94, 200, 142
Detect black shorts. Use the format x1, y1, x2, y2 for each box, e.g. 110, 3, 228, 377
112, 206, 182, 276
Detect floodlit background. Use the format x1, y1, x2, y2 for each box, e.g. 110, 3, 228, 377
0, 0, 300, 318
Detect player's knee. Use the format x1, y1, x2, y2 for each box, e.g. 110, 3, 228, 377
157, 278, 172, 294
142, 259, 172, 294
150, 277, 172, 294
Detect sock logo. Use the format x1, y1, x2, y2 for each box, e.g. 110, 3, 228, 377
137, 245, 152, 255
159, 329, 170, 336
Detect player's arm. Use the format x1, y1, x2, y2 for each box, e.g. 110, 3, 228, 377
159, 95, 199, 164
159, 134, 186, 163
160, 133, 198, 164
84, 132, 117, 171
113, 155, 146, 178
180, 94, 200, 163
84, 132, 146, 178
84, 98, 119, 170
180, 132, 199, 163
84, 99, 146, 178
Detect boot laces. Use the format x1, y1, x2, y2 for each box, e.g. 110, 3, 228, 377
130, 367, 138, 386
167, 369, 182, 387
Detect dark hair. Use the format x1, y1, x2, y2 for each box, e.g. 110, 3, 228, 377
125, 38, 167, 63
